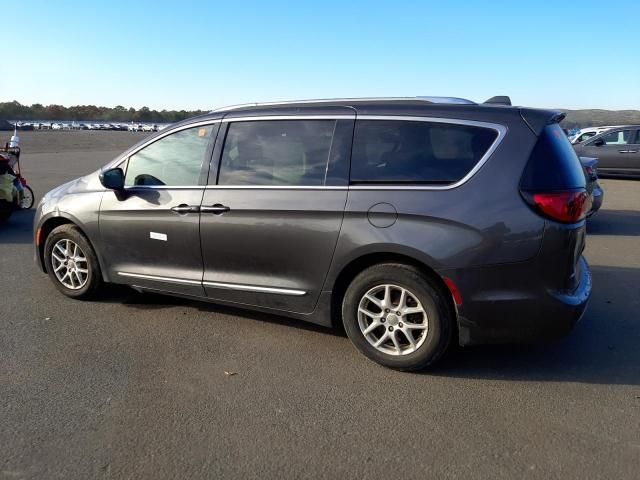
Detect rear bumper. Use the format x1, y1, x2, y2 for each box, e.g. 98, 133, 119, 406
588, 184, 604, 216
449, 255, 591, 346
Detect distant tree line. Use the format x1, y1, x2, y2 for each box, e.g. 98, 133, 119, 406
3, 100, 638, 128
0, 100, 205, 123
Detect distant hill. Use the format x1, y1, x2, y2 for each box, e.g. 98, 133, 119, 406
560, 109, 640, 128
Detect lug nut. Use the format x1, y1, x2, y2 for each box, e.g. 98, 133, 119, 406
388, 326, 394, 332
396, 311, 401, 316
399, 322, 403, 328
381, 318, 386, 323
385, 308, 390, 313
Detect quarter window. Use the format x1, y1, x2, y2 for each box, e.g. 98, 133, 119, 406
218, 120, 336, 186
350, 120, 498, 184
125, 125, 214, 186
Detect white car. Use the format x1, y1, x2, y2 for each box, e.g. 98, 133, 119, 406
570, 126, 623, 144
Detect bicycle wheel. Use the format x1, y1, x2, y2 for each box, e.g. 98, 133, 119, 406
20, 185, 35, 209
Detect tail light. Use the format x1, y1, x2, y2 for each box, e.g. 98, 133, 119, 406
524, 190, 591, 223
583, 165, 597, 181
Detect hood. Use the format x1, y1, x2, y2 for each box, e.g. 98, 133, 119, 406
41, 170, 103, 203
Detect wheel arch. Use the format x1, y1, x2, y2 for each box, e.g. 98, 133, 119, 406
329, 251, 458, 340
37, 214, 108, 281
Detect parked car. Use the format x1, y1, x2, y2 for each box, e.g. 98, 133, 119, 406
33, 96, 592, 371
17, 122, 34, 131
579, 157, 603, 216
570, 126, 621, 144
573, 126, 640, 178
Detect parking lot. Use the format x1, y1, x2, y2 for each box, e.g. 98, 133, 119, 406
1, 131, 639, 479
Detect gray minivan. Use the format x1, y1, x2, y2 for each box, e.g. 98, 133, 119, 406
34, 97, 592, 370
573, 125, 640, 178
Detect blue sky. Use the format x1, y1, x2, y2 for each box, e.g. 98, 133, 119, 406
2, 0, 639, 110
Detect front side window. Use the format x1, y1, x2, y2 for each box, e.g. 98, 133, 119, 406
350, 120, 498, 184
125, 125, 214, 186
599, 130, 631, 145
576, 132, 596, 143
218, 120, 336, 186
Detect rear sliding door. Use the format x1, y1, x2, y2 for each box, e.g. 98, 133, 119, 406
199, 116, 354, 313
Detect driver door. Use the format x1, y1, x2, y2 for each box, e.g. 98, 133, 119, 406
99, 122, 219, 296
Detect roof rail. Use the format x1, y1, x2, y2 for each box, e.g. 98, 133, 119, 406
210, 96, 476, 113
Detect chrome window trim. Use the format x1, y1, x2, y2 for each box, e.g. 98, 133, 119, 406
204, 185, 347, 190
349, 115, 507, 191
108, 115, 505, 192
202, 281, 306, 296
117, 272, 307, 296
223, 114, 355, 122
110, 185, 348, 191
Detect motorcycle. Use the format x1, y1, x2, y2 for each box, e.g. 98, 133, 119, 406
0, 160, 18, 222
0, 129, 34, 223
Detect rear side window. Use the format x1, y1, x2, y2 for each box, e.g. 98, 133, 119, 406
520, 123, 586, 191
350, 120, 498, 184
218, 120, 336, 186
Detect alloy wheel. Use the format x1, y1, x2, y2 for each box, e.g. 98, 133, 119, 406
357, 284, 429, 356
50, 239, 89, 290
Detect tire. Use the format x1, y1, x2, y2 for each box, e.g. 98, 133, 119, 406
20, 185, 35, 209
342, 263, 453, 371
44, 224, 103, 299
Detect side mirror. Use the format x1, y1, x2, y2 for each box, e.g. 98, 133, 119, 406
99, 167, 125, 190
592, 138, 604, 147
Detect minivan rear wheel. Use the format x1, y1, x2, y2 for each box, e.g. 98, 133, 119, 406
44, 224, 103, 299
342, 263, 453, 371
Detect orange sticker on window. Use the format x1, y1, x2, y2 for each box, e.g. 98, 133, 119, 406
198, 128, 207, 137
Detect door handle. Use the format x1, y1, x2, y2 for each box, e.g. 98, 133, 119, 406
627, 150, 638, 153
200, 204, 230, 214
618, 150, 630, 153
170, 204, 199, 214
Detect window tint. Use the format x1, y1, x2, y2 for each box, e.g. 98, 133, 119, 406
218, 120, 336, 186
600, 130, 631, 145
520, 123, 586, 191
350, 120, 498, 184
125, 125, 214, 186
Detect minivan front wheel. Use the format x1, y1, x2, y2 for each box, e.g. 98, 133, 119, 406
44, 224, 102, 299
342, 263, 453, 371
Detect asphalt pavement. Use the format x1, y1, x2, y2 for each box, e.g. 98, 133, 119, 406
1, 133, 639, 479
